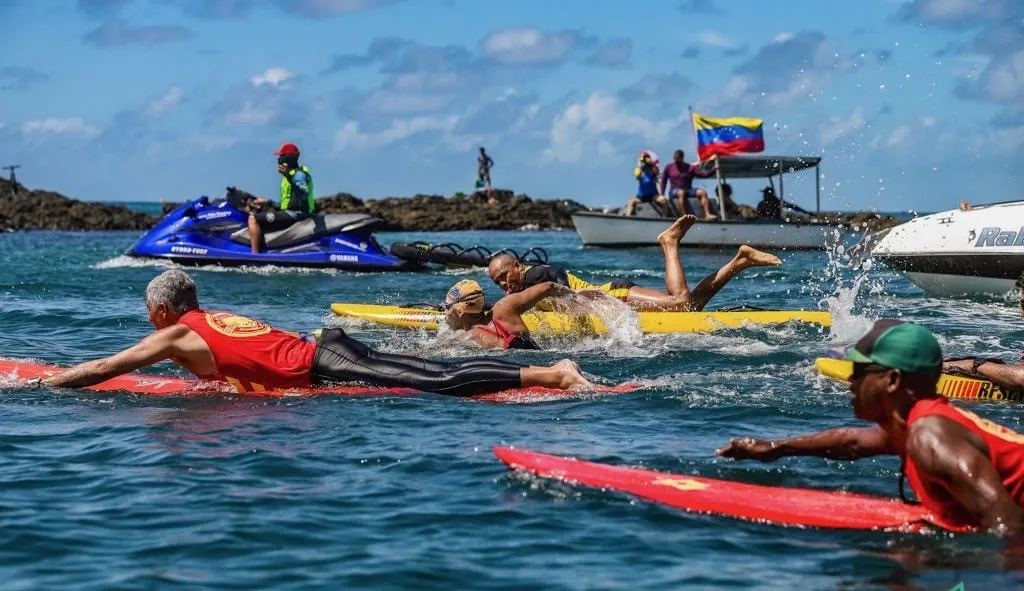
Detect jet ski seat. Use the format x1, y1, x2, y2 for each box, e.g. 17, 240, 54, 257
230, 213, 385, 249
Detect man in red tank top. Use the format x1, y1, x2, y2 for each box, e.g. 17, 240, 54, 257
716, 319, 1024, 535
38, 270, 594, 396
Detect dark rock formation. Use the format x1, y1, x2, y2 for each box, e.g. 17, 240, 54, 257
0, 178, 153, 232
5, 178, 904, 233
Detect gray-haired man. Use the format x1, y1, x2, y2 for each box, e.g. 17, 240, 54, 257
38, 270, 593, 395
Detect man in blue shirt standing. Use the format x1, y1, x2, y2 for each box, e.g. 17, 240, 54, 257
247, 142, 315, 253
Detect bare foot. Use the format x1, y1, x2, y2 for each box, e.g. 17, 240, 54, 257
703, 213, 719, 221
554, 359, 594, 390
736, 244, 782, 267
657, 214, 698, 246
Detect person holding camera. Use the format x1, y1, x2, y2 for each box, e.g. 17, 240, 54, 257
623, 151, 668, 216
246, 142, 315, 253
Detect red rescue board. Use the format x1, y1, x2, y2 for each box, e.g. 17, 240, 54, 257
0, 359, 637, 403
494, 447, 973, 533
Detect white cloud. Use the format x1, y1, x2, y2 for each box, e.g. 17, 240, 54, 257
542, 92, 682, 163
333, 115, 459, 152
819, 107, 866, 145
144, 85, 184, 118
772, 32, 794, 44
186, 134, 237, 152
250, 67, 295, 88
697, 31, 732, 47
921, 116, 936, 127
361, 89, 453, 115
885, 124, 910, 148
20, 117, 99, 137
223, 100, 280, 126
482, 28, 578, 64
977, 50, 1024, 102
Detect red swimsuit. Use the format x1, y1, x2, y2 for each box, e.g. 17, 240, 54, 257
473, 318, 539, 350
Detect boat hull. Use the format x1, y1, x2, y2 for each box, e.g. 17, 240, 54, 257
870, 200, 1024, 296
570, 212, 842, 250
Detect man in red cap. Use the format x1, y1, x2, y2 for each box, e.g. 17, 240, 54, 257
246, 142, 315, 253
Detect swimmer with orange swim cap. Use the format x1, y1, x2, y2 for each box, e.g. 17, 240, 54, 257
443, 277, 577, 350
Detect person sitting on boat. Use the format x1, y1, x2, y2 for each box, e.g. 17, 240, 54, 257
246, 142, 315, 254
659, 149, 719, 220
30, 270, 594, 395
443, 279, 563, 350
755, 186, 782, 219
941, 271, 1024, 389
717, 319, 1024, 536
487, 215, 782, 312
715, 182, 742, 218
623, 151, 668, 216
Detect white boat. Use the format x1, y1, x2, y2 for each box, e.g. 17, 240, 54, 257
571, 212, 839, 249
570, 154, 846, 250
869, 200, 1024, 297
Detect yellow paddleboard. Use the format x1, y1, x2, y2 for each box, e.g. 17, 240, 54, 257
330, 303, 831, 335
814, 358, 1024, 403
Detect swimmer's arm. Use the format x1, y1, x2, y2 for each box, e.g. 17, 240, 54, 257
908, 416, 1024, 535
716, 425, 893, 462
41, 325, 188, 388
967, 361, 1024, 391
499, 281, 572, 315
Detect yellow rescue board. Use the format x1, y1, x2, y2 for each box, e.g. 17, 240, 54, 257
814, 358, 1024, 404
330, 303, 831, 335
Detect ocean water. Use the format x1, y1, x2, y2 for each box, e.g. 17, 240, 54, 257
1, 225, 1022, 590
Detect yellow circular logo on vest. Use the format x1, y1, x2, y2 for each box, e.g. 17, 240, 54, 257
205, 312, 272, 337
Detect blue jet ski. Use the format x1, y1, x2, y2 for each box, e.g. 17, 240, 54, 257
126, 187, 419, 271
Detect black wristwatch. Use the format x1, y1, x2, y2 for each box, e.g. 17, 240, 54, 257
971, 358, 988, 374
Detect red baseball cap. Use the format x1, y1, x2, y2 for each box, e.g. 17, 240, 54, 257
273, 142, 300, 156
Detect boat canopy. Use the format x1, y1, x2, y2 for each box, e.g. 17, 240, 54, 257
705, 154, 823, 218
708, 154, 820, 178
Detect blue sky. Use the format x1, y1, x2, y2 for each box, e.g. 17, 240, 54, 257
1, 0, 1021, 212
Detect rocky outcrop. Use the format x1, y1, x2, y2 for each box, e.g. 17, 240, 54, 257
0, 178, 153, 232
4, 178, 903, 233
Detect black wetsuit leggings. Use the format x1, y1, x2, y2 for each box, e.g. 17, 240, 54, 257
311, 328, 524, 397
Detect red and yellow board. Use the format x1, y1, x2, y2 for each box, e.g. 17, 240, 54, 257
814, 358, 1024, 403
0, 359, 637, 403
494, 447, 970, 533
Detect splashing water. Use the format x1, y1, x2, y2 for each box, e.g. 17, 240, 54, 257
805, 227, 887, 344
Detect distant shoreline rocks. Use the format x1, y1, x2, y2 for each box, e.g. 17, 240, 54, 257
1, 178, 905, 233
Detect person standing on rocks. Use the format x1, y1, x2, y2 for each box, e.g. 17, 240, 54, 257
246, 142, 315, 253
476, 147, 496, 205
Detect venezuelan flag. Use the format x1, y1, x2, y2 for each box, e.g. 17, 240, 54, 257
692, 113, 765, 161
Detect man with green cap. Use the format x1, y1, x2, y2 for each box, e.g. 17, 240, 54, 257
716, 319, 1024, 535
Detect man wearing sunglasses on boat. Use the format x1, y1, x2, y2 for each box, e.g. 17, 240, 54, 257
941, 271, 1024, 390
716, 319, 1024, 535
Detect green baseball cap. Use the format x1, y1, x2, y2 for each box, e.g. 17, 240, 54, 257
845, 319, 942, 375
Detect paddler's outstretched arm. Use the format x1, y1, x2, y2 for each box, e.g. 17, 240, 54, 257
944, 358, 1024, 391
40, 325, 190, 388
496, 281, 573, 315
716, 425, 894, 462
908, 416, 1024, 535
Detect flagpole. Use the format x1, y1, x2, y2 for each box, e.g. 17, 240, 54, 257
690, 106, 727, 220
687, 106, 701, 165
